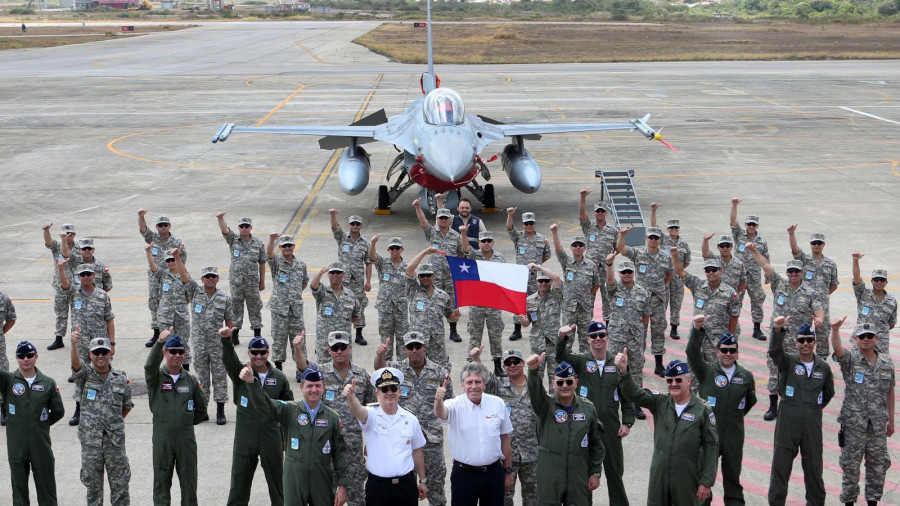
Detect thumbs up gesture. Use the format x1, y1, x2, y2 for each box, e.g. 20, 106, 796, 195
376, 338, 390, 357
525, 352, 545, 371
435, 377, 449, 401
70, 324, 81, 345
239, 361, 254, 383
342, 378, 357, 399
615, 348, 629, 374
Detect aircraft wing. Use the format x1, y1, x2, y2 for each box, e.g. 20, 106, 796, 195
211, 123, 378, 143
482, 115, 659, 140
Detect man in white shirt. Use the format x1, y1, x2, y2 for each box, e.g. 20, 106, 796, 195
434, 362, 514, 506
344, 367, 427, 506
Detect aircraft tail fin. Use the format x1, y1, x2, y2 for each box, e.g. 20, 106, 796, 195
421, 0, 438, 94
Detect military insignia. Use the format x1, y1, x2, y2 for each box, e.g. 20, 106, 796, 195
291, 438, 299, 450
738, 397, 746, 410
681, 413, 695, 421
732, 293, 738, 300
812, 371, 823, 380
338, 420, 343, 427
8, 405, 14, 415
604, 366, 617, 373
579, 386, 588, 397
400, 385, 410, 398
194, 304, 203, 313
265, 378, 277, 386
696, 299, 705, 309
11, 383, 25, 396
161, 382, 173, 392
298, 413, 310, 425
86, 389, 97, 401
325, 391, 336, 402
613, 389, 620, 402
731, 377, 743, 385
861, 306, 870, 316
554, 410, 568, 423
785, 386, 795, 397
776, 295, 786, 306
177, 386, 189, 393
707, 396, 717, 407
240, 396, 248, 408
709, 413, 716, 426
315, 419, 329, 427
322, 441, 332, 454
187, 400, 194, 411
794, 365, 805, 376
585, 361, 598, 373
817, 392, 823, 405
40, 408, 48, 422
854, 372, 864, 384
573, 413, 586, 421
31, 384, 44, 392
581, 434, 589, 447
74, 300, 83, 310
714, 375, 727, 388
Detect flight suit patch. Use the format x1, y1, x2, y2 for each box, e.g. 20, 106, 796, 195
265, 378, 277, 386
812, 371, 823, 380
298, 413, 309, 425
581, 434, 588, 447
8, 405, 15, 415
291, 438, 299, 450
579, 386, 588, 397
161, 382, 173, 392
709, 413, 716, 426
794, 365, 805, 376
681, 413, 695, 421
40, 408, 48, 422
315, 419, 328, 427
31, 384, 44, 391
240, 396, 248, 407
854, 372, 864, 384
177, 386, 189, 393
785, 386, 795, 397
707, 396, 717, 407
714, 375, 727, 387
322, 441, 332, 454
11, 383, 25, 396
731, 377, 743, 384
573, 413, 585, 421
187, 400, 194, 411
554, 410, 568, 423
585, 361, 598, 373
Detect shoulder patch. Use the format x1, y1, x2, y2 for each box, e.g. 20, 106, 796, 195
709, 412, 716, 426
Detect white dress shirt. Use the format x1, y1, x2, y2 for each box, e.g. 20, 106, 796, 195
361, 405, 427, 478
443, 393, 513, 466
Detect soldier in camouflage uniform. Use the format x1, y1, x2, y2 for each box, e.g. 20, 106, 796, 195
406, 248, 461, 370
789, 226, 839, 357
461, 228, 507, 377
550, 222, 601, 353
294, 331, 376, 506
579, 190, 618, 322
176, 261, 234, 425
65, 237, 113, 295
672, 253, 740, 364
506, 207, 552, 342
138, 211, 187, 346
145, 245, 192, 366
701, 233, 747, 337
851, 253, 896, 354
331, 209, 373, 345
830, 318, 895, 506
413, 198, 464, 342
43, 222, 78, 350
519, 264, 563, 388
616, 226, 673, 376
650, 203, 691, 340
0, 288, 16, 426
70, 329, 132, 506
310, 262, 360, 366
266, 233, 308, 372
217, 212, 266, 341
730, 199, 769, 340
368, 235, 409, 361
375, 331, 453, 506
746, 243, 825, 421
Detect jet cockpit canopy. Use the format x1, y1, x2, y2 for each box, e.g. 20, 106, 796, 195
423, 88, 465, 126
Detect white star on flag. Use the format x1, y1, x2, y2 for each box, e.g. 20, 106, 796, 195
459, 263, 470, 273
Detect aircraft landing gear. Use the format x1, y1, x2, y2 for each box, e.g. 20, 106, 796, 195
465, 180, 496, 212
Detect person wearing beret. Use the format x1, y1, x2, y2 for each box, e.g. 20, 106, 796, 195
145, 329, 207, 506
686, 315, 757, 506
524, 355, 605, 506
615, 351, 719, 505
1, 340, 64, 505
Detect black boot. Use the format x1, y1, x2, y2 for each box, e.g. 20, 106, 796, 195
493, 358, 507, 378
231, 328, 240, 346
69, 402, 81, 426
867, 501, 877, 506
275, 361, 283, 371
508, 323, 522, 341
0, 408, 6, 426
448, 322, 462, 342
296, 370, 303, 383
654, 355, 665, 377
145, 328, 160, 348
47, 335, 65, 351
355, 327, 368, 346
844, 502, 854, 506
764, 394, 778, 421
216, 402, 227, 425
753, 322, 767, 341
253, 328, 262, 337
634, 406, 646, 420
183, 363, 190, 371
669, 324, 680, 340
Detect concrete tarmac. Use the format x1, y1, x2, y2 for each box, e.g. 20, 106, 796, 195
0, 20, 898, 505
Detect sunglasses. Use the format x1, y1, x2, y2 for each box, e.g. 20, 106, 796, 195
66, 232, 76, 235
156, 223, 170, 227
795, 337, 815, 344
746, 223, 758, 227
330, 343, 349, 352
379, 385, 399, 393
92, 349, 110, 356
388, 246, 402, 251
405, 342, 423, 350
555, 379, 575, 386
595, 209, 607, 213
203, 274, 218, 279
647, 236, 661, 240
79, 272, 94, 277
16, 352, 36, 360
437, 216, 450, 220
523, 222, 535, 226
238, 224, 252, 228
588, 333, 608, 339
872, 278, 887, 283
718, 244, 732, 248
620, 270, 634, 275
704, 268, 720, 273
81, 247, 94, 251
786, 269, 802, 274
418, 274, 433, 278
166, 348, 185, 355
810, 241, 824, 246
571, 243, 586, 248
165, 258, 175, 263
504, 358, 523, 366
537, 279, 550, 283
856, 333, 876, 340
349, 222, 362, 226
667, 226, 679, 230
328, 271, 344, 275
718, 347, 738, 354
280, 244, 294, 248
249, 349, 269, 356
665, 377, 684, 384
480, 239, 493, 243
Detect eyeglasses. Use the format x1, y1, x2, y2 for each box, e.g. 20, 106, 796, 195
647, 236, 661, 240
437, 216, 450, 220
156, 223, 170, 227
718, 347, 738, 354
203, 274, 218, 279
166, 348, 185, 355
704, 268, 720, 273
595, 209, 607, 214
665, 377, 684, 384
480, 239, 493, 243
249, 349, 269, 356
504, 358, 522, 366
388, 246, 402, 251
571, 243, 585, 248
620, 270, 634, 275
795, 337, 815, 344
718, 244, 732, 248
280, 244, 294, 248
786, 269, 802, 274
79, 272, 94, 277
810, 241, 824, 246
418, 274, 433, 278
523, 222, 535, 226
165, 258, 175, 263
379, 385, 399, 393
81, 247, 94, 251
16, 352, 35, 360
405, 342, 423, 350
746, 223, 758, 227
588, 333, 608, 339
856, 333, 876, 340
330, 343, 349, 352
238, 224, 251, 229
349, 222, 362, 226
91, 349, 110, 356
555, 379, 575, 386
872, 278, 887, 283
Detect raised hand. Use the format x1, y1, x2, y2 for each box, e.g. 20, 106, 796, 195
525, 352, 545, 371
786, 224, 797, 234
376, 338, 391, 356
731, 198, 742, 205
615, 348, 629, 373
650, 202, 660, 210
239, 361, 254, 383
292, 332, 306, 349
506, 206, 517, 215
703, 232, 715, 241
218, 325, 236, 340
692, 314, 710, 329
342, 378, 357, 399
851, 251, 864, 260
830, 315, 847, 330
70, 324, 81, 345
434, 377, 449, 401
579, 189, 592, 198
468, 344, 485, 361
215, 211, 227, 218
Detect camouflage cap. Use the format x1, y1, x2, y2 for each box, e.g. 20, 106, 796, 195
76, 263, 94, 275
665, 360, 690, 377
809, 232, 825, 243
571, 235, 586, 246
278, 235, 295, 246
371, 367, 404, 388
387, 237, 403, 248
327, 262, 345, 273
594, 201, 610, 212
535, 271, 551, 281
501, 349, 524, 363
872, 269, 888, 280
156, 216, 171, 226
403, 331, 428, 345
89, 337, 112, 352
745, 215, 760, 225
327, 331, 351, 347
201, 266, 218, 277
666, 219, 680, 228
164, 249, 176, 261
853, 322, 877, 337
521, 212, 536, 223
786, 259, 804, 271
60, 223, 76, 233
237, 217, 252, 226
436, 209, 452, 219
703, 258, 722, 270
716, 234, 734, 245
618, 261, 636, 272
77, 238, 94, 249
478, 230, 494, 241
646, 227, 663, 238
416, 263, 434, 275
348, 215, 363, 225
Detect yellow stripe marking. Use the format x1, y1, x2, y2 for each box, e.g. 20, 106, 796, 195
256, 85, 309, 126
295, 41, 324, 63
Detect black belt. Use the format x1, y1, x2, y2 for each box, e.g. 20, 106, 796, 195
367, 471, 414, 485
453, 459, 502, 473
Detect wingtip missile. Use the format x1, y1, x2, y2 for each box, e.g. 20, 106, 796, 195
211, 123, 235, 144
629, 115, 656, 140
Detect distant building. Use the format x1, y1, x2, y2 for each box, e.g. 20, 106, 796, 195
277, 0, 309, 10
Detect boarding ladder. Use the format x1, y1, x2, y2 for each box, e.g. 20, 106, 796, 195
595, 170, 645, 247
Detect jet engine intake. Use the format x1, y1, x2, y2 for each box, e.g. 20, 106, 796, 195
501, 143, 541, 194
337, 146, 371, 196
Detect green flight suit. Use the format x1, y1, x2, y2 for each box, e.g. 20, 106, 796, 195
1, 368, 64, 506
767, 328, 834, 506
686, 328, 757, 506
527, 369, 605, 506
556, 337, 633, 505
145, 341, 208, 506
247, 379, 348, 506
222, 339, 293, 506
618, 369, 719, 506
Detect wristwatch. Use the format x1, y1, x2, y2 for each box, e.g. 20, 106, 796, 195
418, 478, 428, 484
624, 423, 633, 428
504, 467, 514, 474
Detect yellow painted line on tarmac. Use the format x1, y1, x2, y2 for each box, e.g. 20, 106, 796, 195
295, 41, 324, 63
255, 84, 310, 126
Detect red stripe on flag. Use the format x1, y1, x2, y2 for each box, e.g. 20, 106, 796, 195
454, 279, 526, 314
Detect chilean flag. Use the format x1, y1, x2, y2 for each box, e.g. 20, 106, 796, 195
446, 256, 528, 314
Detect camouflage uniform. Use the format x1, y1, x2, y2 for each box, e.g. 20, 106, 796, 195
580, 218, 618, 320
314, 361, 376, 506
142, 226, 186, 330
524, 286, 564, 386
423, 225, 462, 303
0, 291, 15, 373
223, 228, 266, 331
267, 254, 308, 361
484, 368, 538, 506
764, 272, 823, 393
372, 253, 409, 360
606, 280, 651, 387
406, 276, 454, 370
387, 357, 452, 506
732, 224, 768, 325
622, 245, 672, 358
187, 280, 234, 404
556, 250, 601, 352
155, 269, 193, 364
333, 226, 372, 330
794, 249, 839, 357
47, 237, 79, 338
70, 245, 113, 295
508, 226, 552, 323
834, 347, 895, 504
705, 252, 747, 338
465, 249, 506, 360
852, 279, 896, 355
682, 273, 741, 362
311, 284, 359, 364
73, 362, 133, 506
662, 235, 691, 330
64, 283, 114, 366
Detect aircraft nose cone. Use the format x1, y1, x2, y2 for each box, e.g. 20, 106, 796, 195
422, 136, 474, 182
